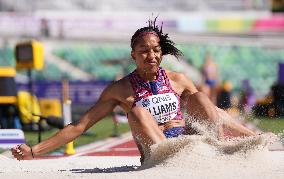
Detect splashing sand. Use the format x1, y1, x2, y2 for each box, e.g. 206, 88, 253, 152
141, 134, 267, 168
137, 133, 284, 179
137, 114, 284, 178
1, 117, 283, 179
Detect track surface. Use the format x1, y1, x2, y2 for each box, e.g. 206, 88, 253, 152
37, 132, 283, 159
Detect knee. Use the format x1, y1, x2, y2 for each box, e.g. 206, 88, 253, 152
188, 92, 211, 108
189, 92, 208, 101
187, 92, 218, 122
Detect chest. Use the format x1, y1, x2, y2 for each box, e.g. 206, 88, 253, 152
136, 81, 173, 97
119, 76, 183, 113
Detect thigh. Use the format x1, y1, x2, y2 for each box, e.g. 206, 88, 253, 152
127, 106, 166, 154
185, 92, 218, 122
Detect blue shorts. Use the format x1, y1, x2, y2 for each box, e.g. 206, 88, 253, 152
163, 126, 186, 138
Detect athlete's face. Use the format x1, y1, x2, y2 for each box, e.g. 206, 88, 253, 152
131, 34, 162, 74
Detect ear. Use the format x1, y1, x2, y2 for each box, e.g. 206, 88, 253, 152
131, 51, 135, 60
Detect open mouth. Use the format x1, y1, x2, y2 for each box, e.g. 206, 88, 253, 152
146, 61, 157, 65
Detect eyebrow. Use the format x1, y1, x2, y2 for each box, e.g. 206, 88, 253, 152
139, 44, 160, 49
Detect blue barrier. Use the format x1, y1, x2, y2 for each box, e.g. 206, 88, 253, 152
16, 80, 111, 105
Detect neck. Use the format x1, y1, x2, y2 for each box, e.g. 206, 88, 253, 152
136, 69, 158, 82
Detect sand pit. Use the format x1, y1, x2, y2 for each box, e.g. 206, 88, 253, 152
0, 155, 140, 179
1, 134, 284, 179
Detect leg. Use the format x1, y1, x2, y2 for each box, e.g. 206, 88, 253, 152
127, 106, 166, 162
186, 92, 219, 123
216, 107, 255, 137
185, 92, 224, 138
185, 92, 255, 138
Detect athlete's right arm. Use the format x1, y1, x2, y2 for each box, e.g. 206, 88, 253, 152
11, 84, 120, 160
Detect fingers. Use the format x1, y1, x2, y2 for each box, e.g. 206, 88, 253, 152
11, 144, 21, 151
12, 151, 24, 160
11, 144, 25, 160
14, 154, 24, 160
11, 145, 20, 155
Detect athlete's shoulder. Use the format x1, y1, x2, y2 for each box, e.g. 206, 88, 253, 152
100, 75, 131, 100
113, 75, 131, 87
165, 69, 187, 82
107, 76, 132, 93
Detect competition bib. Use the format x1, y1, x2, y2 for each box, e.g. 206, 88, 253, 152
135, 93, 178, 123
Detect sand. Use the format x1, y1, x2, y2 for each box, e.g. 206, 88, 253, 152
1, 133, 284, 179
1, 113, 284, 179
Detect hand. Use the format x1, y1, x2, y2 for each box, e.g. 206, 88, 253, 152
11, 144, 34, 160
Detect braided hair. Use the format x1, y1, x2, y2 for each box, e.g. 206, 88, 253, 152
130, 17, 183, 59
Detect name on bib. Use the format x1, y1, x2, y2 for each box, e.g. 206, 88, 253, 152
135, 93, 178, 123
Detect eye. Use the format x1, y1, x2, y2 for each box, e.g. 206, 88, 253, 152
154, 47, 161, 53
139, 49, 149, 54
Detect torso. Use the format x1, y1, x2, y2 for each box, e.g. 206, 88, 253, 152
123, 67, 183, 124
110, 68, 193, 116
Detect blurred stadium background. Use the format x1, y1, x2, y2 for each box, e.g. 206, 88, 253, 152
0, 0, 284, 151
